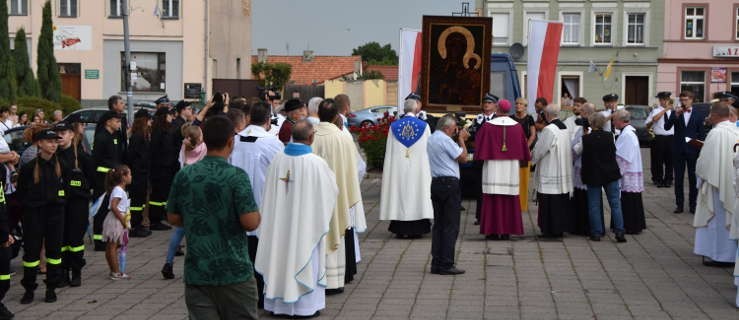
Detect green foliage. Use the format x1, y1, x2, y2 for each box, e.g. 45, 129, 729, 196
37, 1, 61, 102
352, 42, 398, 65
14, 28, 39, 97
251, 62, 292, 92
358, 70, 384, 80
0, 0, 17, 102
16, 95, 61, 116
59, 95, 81, 114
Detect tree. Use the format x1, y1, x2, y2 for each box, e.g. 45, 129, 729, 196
37, 1, 61, 102
251, 62, 292, 92
352, 42, 398, 65
14, 28, 39, 97
0, 0, 17, 101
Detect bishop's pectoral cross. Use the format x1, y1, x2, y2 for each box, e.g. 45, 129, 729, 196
279, 170, 291, 192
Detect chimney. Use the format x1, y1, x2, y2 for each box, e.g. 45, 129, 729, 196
303, 50, 314, 62
257, 48, 268, 63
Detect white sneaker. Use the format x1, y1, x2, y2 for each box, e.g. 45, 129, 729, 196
109, 272, 122, 280
119, 273, 130, 280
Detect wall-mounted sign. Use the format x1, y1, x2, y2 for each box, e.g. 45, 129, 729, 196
713, 46, 739, 58
84, 69, 99, 79
711, 67, 727, 83
53, 25, 92, 51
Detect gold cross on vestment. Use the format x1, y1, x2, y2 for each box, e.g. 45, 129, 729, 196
280, 170, 291, 191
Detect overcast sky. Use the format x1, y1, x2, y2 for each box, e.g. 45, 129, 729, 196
252, 0, 470, 56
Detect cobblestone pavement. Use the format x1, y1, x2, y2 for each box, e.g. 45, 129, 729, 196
6, 150, 739, 319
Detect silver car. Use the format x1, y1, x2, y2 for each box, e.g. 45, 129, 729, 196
347, 105, 398, 127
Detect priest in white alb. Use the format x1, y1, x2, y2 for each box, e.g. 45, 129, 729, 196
532, 104, 574, 238
229, 101, 284, 308
256, 120, 338, 317
613, 109, 646, 235
311, 99, 363, 295
380, 96, 434, 238
693, 103, 738, 267
474, 99, 530, 240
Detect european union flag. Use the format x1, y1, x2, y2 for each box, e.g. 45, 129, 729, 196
391, 117, 426, 148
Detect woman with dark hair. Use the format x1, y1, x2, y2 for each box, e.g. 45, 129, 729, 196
127, 109, 153, 237
17, 112, 29, 126
148, 108, 178, 231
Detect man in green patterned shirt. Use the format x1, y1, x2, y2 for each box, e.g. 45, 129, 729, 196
167, 115, 261, 319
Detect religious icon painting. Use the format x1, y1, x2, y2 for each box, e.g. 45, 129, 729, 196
421, 16, 492, 114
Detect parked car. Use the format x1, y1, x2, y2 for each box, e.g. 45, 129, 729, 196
3, 124, 97, 155
64, 103, 155, 124
348, 105, 397, 127
624, 105, 652, 147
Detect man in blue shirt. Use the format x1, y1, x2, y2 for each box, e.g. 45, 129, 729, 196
427, 115, 470, 275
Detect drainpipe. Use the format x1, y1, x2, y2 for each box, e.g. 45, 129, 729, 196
203, 0, 209, 101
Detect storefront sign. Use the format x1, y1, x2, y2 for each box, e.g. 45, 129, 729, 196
53, 25, 92, 51
713, 46, 739, 57
711, 67, 727, 83
84, 69, 99, 79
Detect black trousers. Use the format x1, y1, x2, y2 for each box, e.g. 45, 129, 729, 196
430, 177, 461, 269
246, 236, 264, 309
674, 152, 698, 210
22, 205, 65, 290
92, 172, 107, 244
129, 174, 148, 229
63, 197, 89, 271
650, 135, 673, 184
0, 246, 9, 302
149, 173, 175, 225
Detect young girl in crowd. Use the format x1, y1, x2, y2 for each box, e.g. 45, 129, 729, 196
102, 165, 132, 280
161, 124, 206, 279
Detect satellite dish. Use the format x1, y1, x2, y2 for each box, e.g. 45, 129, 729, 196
510, 43, 524, 60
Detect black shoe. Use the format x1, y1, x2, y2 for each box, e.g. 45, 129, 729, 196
473, 220, 479, 226
485, 234, 500, 240
589, 235, 601, 241
150, 223, 172, 231
70, 269, 81, 287
175, 246, 185, 257
0, 303, 13, 319
689, 207, 695, 214
499, 234, 510, 241
161, 263, 175, 280
673, 208, 683, 214
94, 240, 106, 252
325, 288, 344, 295
44, 288, 56, 303
702, 257, 735, 268
20, 290, 33, 304
129, 227, 152, 238
431, 267, 466, 275
57, 273, 70, 288
615, 233, 627, 243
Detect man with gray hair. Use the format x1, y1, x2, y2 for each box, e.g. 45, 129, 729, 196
613, 109, 646, 235
427, 114, 469, 275
532, 104, 574, 238
307, 97, 323, 125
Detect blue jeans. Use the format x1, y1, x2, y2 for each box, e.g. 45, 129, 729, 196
587, 180, 624, 236
165, 227, 185, 264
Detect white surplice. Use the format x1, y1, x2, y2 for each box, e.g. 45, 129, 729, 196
255, 150, 338, 316
532, 122, 574, 195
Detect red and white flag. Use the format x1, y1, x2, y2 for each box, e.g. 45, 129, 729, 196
527, 20, 563, 115
398, 28, 422, 112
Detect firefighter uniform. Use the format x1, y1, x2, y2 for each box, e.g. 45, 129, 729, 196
17, 131, 66, 304
148, 108, 179, 230
0, 183, 14, 318
127, 109, 153, 237
55, 122, 95, 287
92, 112, 124, 250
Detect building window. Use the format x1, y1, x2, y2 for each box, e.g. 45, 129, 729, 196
9, 0, 27, 16
626, 13, 645, 45
594, 13, 612, 45
491, 13, 510, 45
59, 0, 77, 18
122, 52, 166, 92
524, 12, 546, 45
680, 71, 705, 103
562, 13, 581, 45
161, 0, 179, 19
735, 7, 739, 40
684, 6, 705, 40
560, 75, 580, 106
731, 72, 739, 97
110, 0, 122, 17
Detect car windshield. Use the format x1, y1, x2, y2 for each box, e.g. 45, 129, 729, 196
626, 107, 648, 120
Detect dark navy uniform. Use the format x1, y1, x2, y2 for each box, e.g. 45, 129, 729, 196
148, 108, 179, 230
0, 183, 14, 318
56, 125, 94, 287
92, 113, 124, 249
17, 132, 66, 303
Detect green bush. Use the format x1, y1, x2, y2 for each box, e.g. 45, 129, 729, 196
59, 95, 81, 114
16, 95, 60, 116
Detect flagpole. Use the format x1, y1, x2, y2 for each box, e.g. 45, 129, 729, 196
122, 0, 133, 125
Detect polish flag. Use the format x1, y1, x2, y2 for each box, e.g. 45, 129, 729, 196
398, 28, 422, 112
527, 20, 563, 116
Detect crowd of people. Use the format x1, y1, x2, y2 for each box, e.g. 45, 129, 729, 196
0, 86, 734, 319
